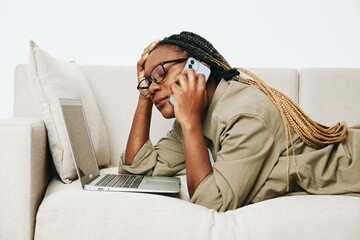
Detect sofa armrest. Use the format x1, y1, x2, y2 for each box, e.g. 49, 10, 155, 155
0, 118, 51, 240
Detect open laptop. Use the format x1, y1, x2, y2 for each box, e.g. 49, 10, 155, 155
59, 98, 180, 193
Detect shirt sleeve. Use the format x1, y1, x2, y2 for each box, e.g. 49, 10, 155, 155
118, 121, 186, 176
190, 114, 277, 212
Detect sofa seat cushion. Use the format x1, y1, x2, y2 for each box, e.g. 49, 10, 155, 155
35, 168, 207, 240
35, 168, 360, 240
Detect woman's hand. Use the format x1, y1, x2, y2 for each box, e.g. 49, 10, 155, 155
124, 40, 160, 165
136, 40, 160, 99
171, 69, 212, 197
171, 69, 208, 130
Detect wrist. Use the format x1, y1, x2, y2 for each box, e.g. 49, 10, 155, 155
138, 95, 153, 107
180, 118, 203, 133
135, 96, 153, 117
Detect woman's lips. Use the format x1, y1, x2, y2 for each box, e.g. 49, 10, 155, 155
154, 97, 169, 108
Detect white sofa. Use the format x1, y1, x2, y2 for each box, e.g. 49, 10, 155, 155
1, 64, 360, 240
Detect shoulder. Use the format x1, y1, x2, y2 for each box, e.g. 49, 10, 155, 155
211, 80, 281, 125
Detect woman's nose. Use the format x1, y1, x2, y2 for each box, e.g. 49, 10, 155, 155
149, 82, 162, 95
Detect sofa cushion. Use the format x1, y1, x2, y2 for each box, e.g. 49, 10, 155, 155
35, 168, 360, 240
28, 41, 110, 183
299, 68, 360, 127
35, 168, 208, 240
248, 68, 299, 104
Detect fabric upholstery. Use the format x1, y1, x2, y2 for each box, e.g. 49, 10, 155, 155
248, 68, 299, 104
35, 167, 360, 240
222, 194, 360, 240
299, 68, 360, 127
0, 118, 49, 240
35, 168, 203, 240
28, 41, 110, 182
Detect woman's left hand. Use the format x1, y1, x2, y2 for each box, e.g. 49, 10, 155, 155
170, 68, 208, 130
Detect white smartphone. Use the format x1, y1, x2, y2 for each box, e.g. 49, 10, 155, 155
169, 57, 211, 105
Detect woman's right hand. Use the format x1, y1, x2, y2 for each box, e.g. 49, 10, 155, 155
136, 40, 160, 99
125, 40, 160, 166
124, 40, 160, 165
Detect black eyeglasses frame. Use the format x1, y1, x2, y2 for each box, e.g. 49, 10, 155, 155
136, 57, 188, 96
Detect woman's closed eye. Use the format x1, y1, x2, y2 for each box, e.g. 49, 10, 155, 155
152, 65, 166, 81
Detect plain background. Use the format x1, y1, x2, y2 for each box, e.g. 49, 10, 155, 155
1, 0, 360, 120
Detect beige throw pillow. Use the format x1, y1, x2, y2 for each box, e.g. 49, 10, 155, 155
28, 40, 110, 183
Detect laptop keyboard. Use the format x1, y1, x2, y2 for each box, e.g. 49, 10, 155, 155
95, 174, 144, 189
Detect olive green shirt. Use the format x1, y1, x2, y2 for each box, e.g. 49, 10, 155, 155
119, 79, 360, 212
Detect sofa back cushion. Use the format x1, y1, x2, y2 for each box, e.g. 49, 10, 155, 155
15, 65, 299, 167
248, 68, 299, 103
27, 41, 110, 183
299, 68, 360, 127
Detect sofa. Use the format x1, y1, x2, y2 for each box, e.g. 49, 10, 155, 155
1, 49, 360, 239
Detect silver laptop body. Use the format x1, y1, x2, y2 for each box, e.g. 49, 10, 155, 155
59, 98, 180, 193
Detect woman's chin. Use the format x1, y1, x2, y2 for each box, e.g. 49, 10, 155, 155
162, 112, 175, 119
159, 105, 175, 119
164, 115, 175, 119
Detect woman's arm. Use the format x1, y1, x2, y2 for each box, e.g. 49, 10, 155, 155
171, 69, 213, 197
124, 40, 159, 165
182, 122, 212, 198
190, 115, 278, 212
124, 96, 153, 165
120, 121, 186, 176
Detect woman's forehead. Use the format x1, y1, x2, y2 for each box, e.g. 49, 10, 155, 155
145, 46, 185, 72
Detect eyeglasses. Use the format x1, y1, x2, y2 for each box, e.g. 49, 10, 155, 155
137, 58, 188, 96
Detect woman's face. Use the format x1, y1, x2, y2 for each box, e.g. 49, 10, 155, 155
144, 45, 188, 118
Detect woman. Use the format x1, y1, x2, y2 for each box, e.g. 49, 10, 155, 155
119, 31, 360, 212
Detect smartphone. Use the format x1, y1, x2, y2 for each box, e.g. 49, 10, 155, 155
169, 57, 211, 105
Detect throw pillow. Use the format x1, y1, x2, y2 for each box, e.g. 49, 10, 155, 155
28, 40, 110, 183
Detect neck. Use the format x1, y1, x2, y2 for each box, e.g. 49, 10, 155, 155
206, 77, 217, 104
201, 77, 217, 123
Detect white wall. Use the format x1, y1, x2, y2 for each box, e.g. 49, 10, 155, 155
1, 0, 360, 119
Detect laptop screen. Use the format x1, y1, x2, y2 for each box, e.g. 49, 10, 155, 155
59, 98, 100, 186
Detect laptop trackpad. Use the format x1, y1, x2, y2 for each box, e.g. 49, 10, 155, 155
146, 179, 178, 187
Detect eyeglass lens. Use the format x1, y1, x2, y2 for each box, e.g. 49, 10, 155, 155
138, 64, 166, 96
150, 64, 166, 83
137, 58, 188, 96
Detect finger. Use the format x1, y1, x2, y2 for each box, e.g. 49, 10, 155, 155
197, 73, 207, 90
147, 39, 160, 52
176, 73, 189, 92
137, 53, 149, 70
137, 53, 149, 78
170, 81, 181, 94
183, 68, 197, 89
141, 39, 160, 57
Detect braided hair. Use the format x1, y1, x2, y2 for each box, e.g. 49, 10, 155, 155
160, 31, 348, 189
160, 31, 239, 83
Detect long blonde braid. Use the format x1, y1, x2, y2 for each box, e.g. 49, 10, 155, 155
234, 68, 347, 189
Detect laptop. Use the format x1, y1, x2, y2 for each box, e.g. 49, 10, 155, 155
59, 98, 180, 193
